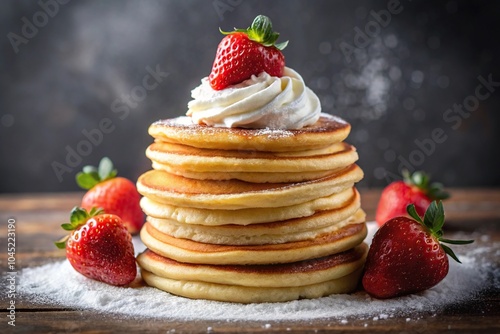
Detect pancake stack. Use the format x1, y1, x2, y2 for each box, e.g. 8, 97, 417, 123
136, 113, 367, 303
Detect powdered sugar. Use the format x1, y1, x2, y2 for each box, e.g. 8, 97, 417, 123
18, 222, 499, 321
320, 112, 348, 125
162, 116, 195, 127
252, 127, 295, 139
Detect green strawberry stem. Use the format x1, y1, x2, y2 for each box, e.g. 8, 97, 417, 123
220, 15, 288, 50
54, 207, 104, 249
407, 201, 473, 263
76, 157, 118, 190
402, 170, 450, 201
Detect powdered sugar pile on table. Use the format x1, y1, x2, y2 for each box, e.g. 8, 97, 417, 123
18, 222, 499, 321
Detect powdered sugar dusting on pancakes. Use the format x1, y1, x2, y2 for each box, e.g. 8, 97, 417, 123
161, 116, 195, 127
151, 114, 349, 146
17, 223, 499, 321
320, 112, 348, 124
154, 113, 347, 132
253, 127, 295, 139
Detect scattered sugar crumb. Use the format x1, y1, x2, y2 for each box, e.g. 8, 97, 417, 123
253, 127, 294, 139
480, 235, 490, 242
17, 222, 498, 322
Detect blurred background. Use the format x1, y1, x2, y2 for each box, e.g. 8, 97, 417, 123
1, 0, 499, 193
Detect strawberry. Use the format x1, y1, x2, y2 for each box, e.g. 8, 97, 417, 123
363, 201, 473, 299
375, 170, 449, 226
55, 207, 137, 286
209, 15, 288, 90
76, 157, 144, 234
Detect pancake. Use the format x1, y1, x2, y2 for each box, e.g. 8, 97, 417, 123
148, 113, 351, 152
141, 267, 363, 303
146, 141, 358, 173
140, 187, 358, 226
137, 243, 367, 288
145, 197, 363, 245
140, 222, 367, 265
146, 208, 364, 246
152, 162, 340, 183
148, 141, 358, 183
146, 209, 364, 245
137, 164, 363, 210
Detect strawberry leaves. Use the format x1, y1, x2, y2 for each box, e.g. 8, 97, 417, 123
54, 207, 104, 249
407, 201, 473, 263
423, 201, 445, 235
220, 15, 288, 50
427, 182, 450, 201
76, 157, 118, 190
54, 237, 69, 250
403, 170, 450, 201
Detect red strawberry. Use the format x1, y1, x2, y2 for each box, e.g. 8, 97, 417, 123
55, 207, 137, 286
209, 15, 288, 90
375, 170, 449, 226
76, 157, 144, 234
363, 201, 473, 299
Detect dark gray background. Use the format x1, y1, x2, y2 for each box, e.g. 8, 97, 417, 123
1, 0, 499, 193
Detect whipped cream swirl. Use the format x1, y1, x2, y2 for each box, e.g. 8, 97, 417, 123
187, 67, 321, 129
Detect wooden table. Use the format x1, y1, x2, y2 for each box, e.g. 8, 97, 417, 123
1, 189, 499, 333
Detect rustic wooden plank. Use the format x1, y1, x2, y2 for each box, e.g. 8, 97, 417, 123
7, 309, 500, 333
0, 192, 83, 212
